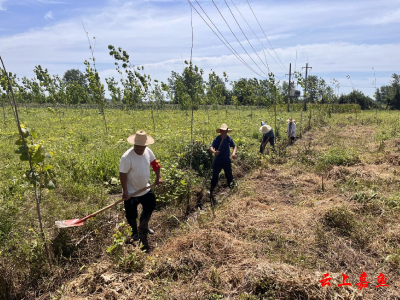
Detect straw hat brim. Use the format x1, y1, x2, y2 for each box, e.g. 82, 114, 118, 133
127, 134, 155, 146
216, 128, 233, 133
287, 119, 296, 123
259, 125, 272, 134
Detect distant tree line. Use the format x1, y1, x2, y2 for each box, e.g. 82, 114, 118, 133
1, 51, 399, 111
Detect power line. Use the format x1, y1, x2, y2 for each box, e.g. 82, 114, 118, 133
223, 0, 270, 73
187, 0, 263, 77
230, 0, 287, 74
230, 0, 269, 69
211, 0, 269, 78
246, 0, 287, 73
192, 0, 258, 76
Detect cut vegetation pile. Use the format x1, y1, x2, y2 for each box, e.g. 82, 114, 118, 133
52, 114, 400, 300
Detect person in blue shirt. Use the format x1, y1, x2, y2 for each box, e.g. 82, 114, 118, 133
209, 123, 237, 200
260, 121, 275, 154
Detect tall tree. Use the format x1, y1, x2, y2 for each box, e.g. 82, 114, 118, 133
62, 69, 88, 89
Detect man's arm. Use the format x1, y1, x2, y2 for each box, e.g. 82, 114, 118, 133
231, 145, 237, 159
262, 136, 270, 147
150, 159, 163, 185
120, 172, 129, 200
154, 167, 163, 185
210, 146, 219, 155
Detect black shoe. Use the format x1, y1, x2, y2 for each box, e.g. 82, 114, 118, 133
125, 233, 139, 245
140, 243, 150, 252
148, 228, 155, 234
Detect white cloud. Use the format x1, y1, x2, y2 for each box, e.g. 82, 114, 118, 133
44, 11, 53, 20
369, 9, 400, 25
0, 0, 7, 11
38, 0, 67, 4
0, 0, 399, 98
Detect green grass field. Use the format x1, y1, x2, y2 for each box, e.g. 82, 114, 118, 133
1, 105, 399, 299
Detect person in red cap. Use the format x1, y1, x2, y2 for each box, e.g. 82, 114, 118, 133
209, 123, 237, 202
120, 130, 163, 251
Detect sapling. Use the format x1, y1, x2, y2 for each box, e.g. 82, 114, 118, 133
0, 56, 55, 266
108, 45, 160, 131
82, 24, 108, 133
33, 65, 66, 126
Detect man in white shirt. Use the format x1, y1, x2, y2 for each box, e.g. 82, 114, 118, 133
120, 130, 162, 251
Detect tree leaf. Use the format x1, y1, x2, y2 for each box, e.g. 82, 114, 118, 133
30, 143, 45, 164
15, 145, 27, 154
19, 152, 29, 161
31, 128, 38, 139
15, 138, 25, 145
43, 165, 53, 171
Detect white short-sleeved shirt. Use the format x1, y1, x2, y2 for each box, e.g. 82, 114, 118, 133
119, 147, 155, 196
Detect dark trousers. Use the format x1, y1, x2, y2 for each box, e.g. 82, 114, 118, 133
124, 189, 156, 245
210, 161, 233, 194
260, 135, 275, 153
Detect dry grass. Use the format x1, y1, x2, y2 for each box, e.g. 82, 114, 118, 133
51, 120, 400, 300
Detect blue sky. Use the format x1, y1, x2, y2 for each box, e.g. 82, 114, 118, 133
1, 0, 400, 98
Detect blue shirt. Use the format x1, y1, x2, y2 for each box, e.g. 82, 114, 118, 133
211, 135, 235, 163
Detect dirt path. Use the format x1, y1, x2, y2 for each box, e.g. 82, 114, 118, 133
57, 123, 400, 300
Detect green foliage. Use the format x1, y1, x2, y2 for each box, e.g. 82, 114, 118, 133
106, 223, 146, 272
15, 124, 55, 189
338, 90, 376, 110
206, 293, 224, 300
106, 222, 129, 256
178, 141, 213, 176
156, 162, 190, 206
0, 106, 394, 298
375, 73, 400, 109
317, 147, 360, 172
62, 69, 88, 89
166, 62, 204, 109
84, 60, 106, 112
67, 149, 119, 184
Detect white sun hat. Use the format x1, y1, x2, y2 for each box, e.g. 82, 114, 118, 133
127, 130, 155, 146
259, 125, 272, 134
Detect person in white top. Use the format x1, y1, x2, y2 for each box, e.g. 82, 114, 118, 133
120, 130, 162, 250
286, 117, 297, 145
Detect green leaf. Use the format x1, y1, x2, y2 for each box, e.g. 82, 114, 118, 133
21, 128, 30, 138
43, 165, 53, 171
15, 145, 27, 154
19, 152, 29, 161
31, 128, 38, 139
15, 138, 25, 145
30, 143, 45, 164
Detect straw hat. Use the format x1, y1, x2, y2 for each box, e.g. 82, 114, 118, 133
127, 130, 155, 146
216, 123, 233, 133
259, 125, 272, 134
287, 117, 296, 123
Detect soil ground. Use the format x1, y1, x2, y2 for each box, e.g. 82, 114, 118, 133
53, 120, 400, 300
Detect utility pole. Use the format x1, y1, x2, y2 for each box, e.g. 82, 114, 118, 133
286, 63, 292, 112
302, 63, 312, 111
